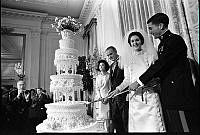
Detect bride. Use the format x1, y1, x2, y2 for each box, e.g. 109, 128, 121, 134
107, 29, 166, 132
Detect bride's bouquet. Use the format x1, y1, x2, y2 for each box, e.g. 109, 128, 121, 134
51, 16, 82, 34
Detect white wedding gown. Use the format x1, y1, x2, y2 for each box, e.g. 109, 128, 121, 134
117, 52, 166, 132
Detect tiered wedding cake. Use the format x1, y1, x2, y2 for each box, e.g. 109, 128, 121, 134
36, 30, 96, 132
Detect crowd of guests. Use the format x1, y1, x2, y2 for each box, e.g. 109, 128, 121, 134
1, 81, 52, 134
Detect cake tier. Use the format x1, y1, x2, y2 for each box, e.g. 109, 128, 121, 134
55, 48, 78, 60
50, 74, 83, 93
59, 39, 74, 49
43, 101, 94, 130
54, 49, 78, 64
45, 101, 87, 112
36, 121, 105, 133
54, 49, 78, 73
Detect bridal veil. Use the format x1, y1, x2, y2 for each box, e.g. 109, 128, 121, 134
120, 29, 158, 67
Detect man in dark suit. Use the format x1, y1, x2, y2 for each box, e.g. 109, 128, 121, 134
108, 13, 199, 133
104, 46, 128, 133
12, 80, 32, 132
35, 88, 48, 123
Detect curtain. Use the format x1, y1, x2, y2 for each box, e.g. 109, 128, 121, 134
83, 18, 98, 57
118, 0, 159, 49
75, 34, 86, 57
182, 0, 199, 63
95, 0, 124, 60
118, 0, 199, 63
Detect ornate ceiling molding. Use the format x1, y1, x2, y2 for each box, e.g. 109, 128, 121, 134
79, 0, 104, 26
83, 18, 97, 39
1, 7, 48, 20
42, 15, 57, 23
86, 0, 104, 25
1, 26, 15, 34
11, 0, 68, 6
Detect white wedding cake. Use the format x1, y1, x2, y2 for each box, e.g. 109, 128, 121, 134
36, 30, 98, 133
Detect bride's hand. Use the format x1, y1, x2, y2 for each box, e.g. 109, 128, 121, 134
128, 81, 140, 91
133, 87, 143, 95
133, 86, 149, 96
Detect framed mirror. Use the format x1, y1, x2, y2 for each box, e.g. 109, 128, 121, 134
1, 29, 26, 90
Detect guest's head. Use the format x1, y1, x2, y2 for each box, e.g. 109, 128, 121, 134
30, 88, 37, 95
17, 80, 25, 93
42, 89, 47, 94
128, 31, 144, 52
36, 88, 43, 95
96, 59, 110, 72
105, 46, 119, 62
147, 13, 169, 39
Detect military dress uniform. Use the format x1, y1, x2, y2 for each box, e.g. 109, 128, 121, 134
139, 30, 199, 132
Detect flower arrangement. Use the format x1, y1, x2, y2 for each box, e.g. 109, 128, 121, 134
14, 62, 25, 80
51, 16, 82, 34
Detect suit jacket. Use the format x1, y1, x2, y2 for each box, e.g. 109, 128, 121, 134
110, 62, 128, 103
139, 30, 199, 110
12, 90, 32, 118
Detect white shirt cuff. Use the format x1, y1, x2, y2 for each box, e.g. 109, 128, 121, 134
137, 78, 144, 86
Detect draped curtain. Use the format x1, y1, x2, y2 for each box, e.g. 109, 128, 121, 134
95, 0, 124, 61
118, 0, 199, 63
83, 18, 98, 58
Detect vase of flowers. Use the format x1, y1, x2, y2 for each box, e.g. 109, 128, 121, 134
14, 62, 25, 80
51, 16, 82, 36
60, 29, 74, 39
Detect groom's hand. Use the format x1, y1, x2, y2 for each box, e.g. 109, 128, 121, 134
102, 98, 109, 104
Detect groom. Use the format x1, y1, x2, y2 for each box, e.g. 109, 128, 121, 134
108, 13, 199, 133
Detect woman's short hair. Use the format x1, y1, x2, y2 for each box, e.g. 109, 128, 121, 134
96, 59, 110, 72
128, 31, 144, 46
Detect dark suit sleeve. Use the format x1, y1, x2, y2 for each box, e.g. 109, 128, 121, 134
112, 68, 124, 90
139, 35, 187, 85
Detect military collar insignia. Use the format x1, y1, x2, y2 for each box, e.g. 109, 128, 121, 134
158, 46, 164, 55
158, 30, 171, 41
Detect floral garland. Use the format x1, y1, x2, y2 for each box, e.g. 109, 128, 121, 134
51, 16, 82, 34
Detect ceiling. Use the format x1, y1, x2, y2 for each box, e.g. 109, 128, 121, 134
1, 0, 85, 18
